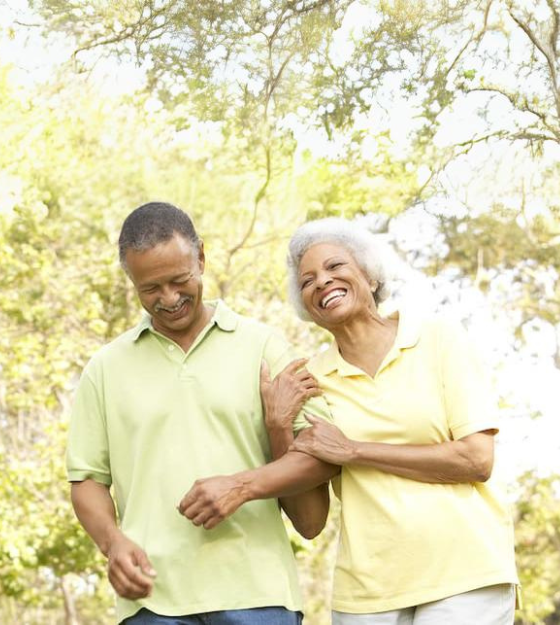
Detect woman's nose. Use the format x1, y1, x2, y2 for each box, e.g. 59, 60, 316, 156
316, 273, 333, 289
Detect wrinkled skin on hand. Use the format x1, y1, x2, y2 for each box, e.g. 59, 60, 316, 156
177, 474, 250, 530
290, 414, 355, 465
260, 358, 321, 429
107, 532, 157, 599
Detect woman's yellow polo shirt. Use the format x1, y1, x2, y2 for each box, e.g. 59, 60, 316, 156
307, 310, 518, 613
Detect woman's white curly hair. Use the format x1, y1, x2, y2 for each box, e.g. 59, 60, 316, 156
287, 217, 395, 321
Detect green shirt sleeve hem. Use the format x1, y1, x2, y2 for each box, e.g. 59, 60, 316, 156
67, 470, 112, 486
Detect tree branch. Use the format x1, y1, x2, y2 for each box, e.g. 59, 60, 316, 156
227, 144, 272, 257
508, 7, 560, 119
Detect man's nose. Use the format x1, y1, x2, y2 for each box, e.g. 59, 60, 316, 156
160, 285, 181, 305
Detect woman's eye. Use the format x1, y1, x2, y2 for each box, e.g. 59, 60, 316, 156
300, 279, 312, 290
329, 262, 343, 270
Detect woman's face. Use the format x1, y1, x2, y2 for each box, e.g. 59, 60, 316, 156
297, 242, 376, 330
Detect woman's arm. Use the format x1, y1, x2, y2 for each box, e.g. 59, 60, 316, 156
260, 359, 333, 538
291, 414, 495, 484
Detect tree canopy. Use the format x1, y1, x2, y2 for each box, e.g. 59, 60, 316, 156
1, 1, 559, 623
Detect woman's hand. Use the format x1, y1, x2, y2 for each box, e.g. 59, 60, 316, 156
290, 414, 356, 465
260, 358, 321, 430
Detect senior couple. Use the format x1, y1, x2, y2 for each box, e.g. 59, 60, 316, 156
68, 202, 518, 625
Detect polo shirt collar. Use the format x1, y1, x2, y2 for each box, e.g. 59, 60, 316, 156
131, 299, 238, 342
210, 299, 239, 332
391, 307, 421, 350
313, 307, 421, 377
132, 315, 152, 341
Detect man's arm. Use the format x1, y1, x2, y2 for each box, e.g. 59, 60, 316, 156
177, 358, 339, 533
177, 448, 339, 530
260, 359, 336, 538
71, 479, 157, 599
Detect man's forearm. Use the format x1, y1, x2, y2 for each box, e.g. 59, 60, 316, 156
71, 479, 157, 599
178, 450, 340, 530
70, 479, 121, 556
243, 450, 339, 501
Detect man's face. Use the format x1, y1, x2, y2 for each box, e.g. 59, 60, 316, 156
125, 233, 206, 342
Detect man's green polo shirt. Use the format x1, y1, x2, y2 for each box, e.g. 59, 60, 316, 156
67, 300, 330, 622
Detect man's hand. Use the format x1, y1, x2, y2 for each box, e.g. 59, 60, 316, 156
260, 358, 321, 430
177, 475, 251, 530
106, 532, 157, 599
290, 414, 355, 465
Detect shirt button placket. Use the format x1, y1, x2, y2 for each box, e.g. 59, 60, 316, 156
179, 359, 190, 380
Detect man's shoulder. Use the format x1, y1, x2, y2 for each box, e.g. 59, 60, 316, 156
84, 323, 144, 371
222, 307, 293, 364
226, 307, 281, 341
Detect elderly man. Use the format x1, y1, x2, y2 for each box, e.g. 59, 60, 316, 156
67, 202, 337, 625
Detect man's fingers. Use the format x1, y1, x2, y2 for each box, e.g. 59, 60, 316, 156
203, 516, 221, 530
111, 573, 150, 599
180, 499, 224, 530
111, 568, 150, 598
178, 485, 216, 523
181, 500, 204, 521
190, 509, 209, 526
178, 480, 204, 514
178, 496, 195, 516
121, 559, 155, 588
109, 557, 154, 599
134, 550, 157, 578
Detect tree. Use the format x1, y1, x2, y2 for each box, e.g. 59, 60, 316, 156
513, 472, 560, 624
3, 2, 560, 622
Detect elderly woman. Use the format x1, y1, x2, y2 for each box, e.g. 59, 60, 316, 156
280, 217, 519, 625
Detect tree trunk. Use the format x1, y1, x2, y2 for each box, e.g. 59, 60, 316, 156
61, 574, 80, 625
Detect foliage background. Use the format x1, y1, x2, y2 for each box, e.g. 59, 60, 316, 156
1, 0, 559, 623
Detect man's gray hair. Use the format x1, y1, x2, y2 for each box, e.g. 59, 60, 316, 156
287, 217, 393, 320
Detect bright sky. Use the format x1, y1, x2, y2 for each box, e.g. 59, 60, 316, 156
1, 0, 558, 484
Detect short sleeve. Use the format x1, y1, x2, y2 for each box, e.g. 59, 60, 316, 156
438, 319, 499, 440
66, 363, 112, 485
262, 330, 333, 434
